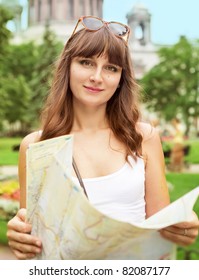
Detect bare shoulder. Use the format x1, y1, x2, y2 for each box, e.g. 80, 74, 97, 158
136, 122, 164, 165
136, 121, 159, 142
20, 131, 41, 151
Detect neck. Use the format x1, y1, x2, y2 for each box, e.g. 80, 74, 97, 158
71, 105, 109, 133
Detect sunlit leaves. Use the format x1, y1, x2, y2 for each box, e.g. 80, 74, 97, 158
141, 36, 199, 134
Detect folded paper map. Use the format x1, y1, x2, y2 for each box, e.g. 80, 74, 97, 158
26, 135, 199, 260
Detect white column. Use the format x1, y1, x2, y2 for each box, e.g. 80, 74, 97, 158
52, 0, 56, 20
74, 0, 79, 19
93, 0, 97, 16
98, 0, 103, 18
85, 0, 90, 15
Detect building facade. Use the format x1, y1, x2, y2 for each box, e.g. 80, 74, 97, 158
7, 0, 159, 79
22, 0, 103, 43
127, 2, 159, 79
28, 0, 103, 24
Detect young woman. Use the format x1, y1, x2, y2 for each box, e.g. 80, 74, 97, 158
7, 16, 199, 259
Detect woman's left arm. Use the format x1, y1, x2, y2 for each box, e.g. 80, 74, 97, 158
142, 124, 170, 218
142, 123, 199, 245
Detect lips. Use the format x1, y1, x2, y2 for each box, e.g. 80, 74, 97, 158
84, 86, 103, 93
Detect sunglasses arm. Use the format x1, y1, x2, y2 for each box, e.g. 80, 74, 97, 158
71, 19, 81, 36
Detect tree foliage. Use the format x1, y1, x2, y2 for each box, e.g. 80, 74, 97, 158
0, 9, 63, 135
141, 36, 199, 134
0, 5, 14, 55
30, 23, 63, 118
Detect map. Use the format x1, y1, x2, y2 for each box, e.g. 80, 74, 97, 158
26, 135, 199, 260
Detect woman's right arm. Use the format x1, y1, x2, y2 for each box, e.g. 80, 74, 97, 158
7, 132, 42, 259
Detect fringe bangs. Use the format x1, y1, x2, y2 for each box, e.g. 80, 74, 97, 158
68, 28, 127, 67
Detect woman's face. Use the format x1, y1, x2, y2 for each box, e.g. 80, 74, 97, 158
69, 54, 122, 108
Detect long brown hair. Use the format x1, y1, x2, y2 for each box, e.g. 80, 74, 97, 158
40, 26, 143, 158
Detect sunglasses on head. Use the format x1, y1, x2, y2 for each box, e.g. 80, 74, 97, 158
71, 16, 130, 43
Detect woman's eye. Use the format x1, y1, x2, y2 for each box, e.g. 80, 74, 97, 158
80, 60, 93, 67
105, 65, 118, 72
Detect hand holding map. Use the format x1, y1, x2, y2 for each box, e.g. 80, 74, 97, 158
26, 135, 199, 260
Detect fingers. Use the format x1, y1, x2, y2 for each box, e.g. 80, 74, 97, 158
7, 215, 32, 234
12, 249, 36, 260
7, 228, 42, 259
160, 224, 199, 246
174, 219, 199, 230
17, 208, 27, 222
160, 210, 199, 246
9, 238, 42, 260
164, 224, 198, 238
7, 227, 41, 246
7, 209, 42, 260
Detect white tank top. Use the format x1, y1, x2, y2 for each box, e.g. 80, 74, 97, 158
37, 130, 146, 223
73, 156, 146, 224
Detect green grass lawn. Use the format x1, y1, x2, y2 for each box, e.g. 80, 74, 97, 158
185, 140, 199, 164
0, 220, 8, 244
0, 137, 22, 166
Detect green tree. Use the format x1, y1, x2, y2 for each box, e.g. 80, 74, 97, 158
0, 5, 14, 130
1, 42, 41, 131
1, 39, 39, 132
141, 36, 199, 135
0, 5, 13, 54
30, 23, 63, 118
1, 75, 32, 130
0, 18, 63, 134
4, 42, 39, 81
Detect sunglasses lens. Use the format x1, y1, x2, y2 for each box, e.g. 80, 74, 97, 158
108, 23, 128, 37
82, 17, 103, 30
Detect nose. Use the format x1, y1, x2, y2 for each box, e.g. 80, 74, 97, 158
89, 67, 103, 83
